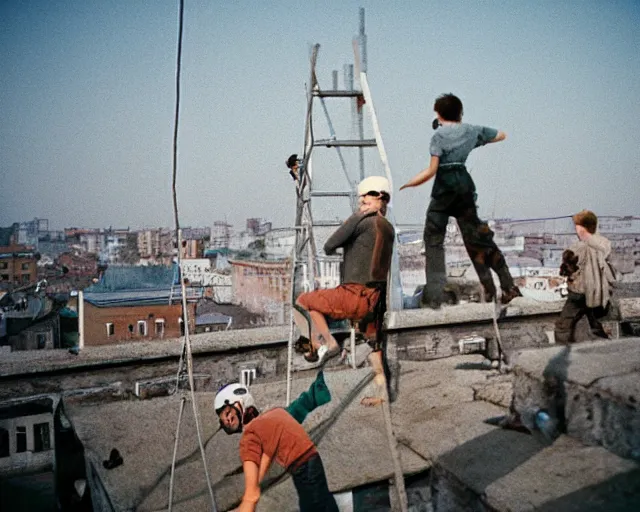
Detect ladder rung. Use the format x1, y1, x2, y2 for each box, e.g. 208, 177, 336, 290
310, 191, 353, 197
313, 90, 363, 98
313, 220, 343, 227
314, 139, 377, 148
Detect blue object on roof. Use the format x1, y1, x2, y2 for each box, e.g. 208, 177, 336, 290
85, 265, 177, 292
196, 312, 232, 326
84, 288, 202, 307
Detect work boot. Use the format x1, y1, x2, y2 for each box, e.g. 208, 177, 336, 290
420, 284, 457, 309
501, 286, 522, 305
419, 287, 442, 309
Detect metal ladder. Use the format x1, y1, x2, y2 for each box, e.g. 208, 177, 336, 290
284, 12, 408, 510
286, 13, 403, 400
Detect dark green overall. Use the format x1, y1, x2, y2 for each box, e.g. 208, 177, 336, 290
423, 163, 515, 306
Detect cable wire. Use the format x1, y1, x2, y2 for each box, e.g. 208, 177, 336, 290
167, 1, 217, 510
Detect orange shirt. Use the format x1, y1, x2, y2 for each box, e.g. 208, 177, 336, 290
239, 408, 317, 470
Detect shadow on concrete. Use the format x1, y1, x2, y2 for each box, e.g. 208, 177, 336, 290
536, 467, 640, 512
541, 345, 571, 435
435, 428, 546, 493
0, 471, 56, 512
454, 361, 490, 371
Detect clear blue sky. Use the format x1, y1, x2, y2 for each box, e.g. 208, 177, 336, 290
1, 0, 639, 231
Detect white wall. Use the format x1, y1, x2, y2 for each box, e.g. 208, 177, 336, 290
0, 412, 55, 476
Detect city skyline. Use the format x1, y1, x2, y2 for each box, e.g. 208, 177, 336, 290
2, 1, 640, 231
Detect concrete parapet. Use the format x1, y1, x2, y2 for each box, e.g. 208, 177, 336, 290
511, 337, 640, 460
385, 298, 565, 331
0, 325, 289, 378
387, 298, 564, 364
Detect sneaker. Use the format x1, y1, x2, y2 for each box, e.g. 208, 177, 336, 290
316, 344, 341, 366
501, 287, 522, 305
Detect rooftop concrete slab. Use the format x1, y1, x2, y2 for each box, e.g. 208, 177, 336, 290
511, 337, 640, 388
63, 356, 497, 511
434, 433, 640, 512
618, 297, 640, 321
511, 338, 640, 461
64, 352, 640, 512
484, 436, 640, 511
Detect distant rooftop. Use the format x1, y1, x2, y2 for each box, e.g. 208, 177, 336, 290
196, 312, 232, 326
83, 288, 201, 307
85, 265, 177, 292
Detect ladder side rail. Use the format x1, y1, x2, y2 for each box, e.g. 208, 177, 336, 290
304, 158, 318, 288
360, 72, 404, 310
285, 239, 298, 405
289, 44, 320, 403
302, 44, 320, 168
296, 43, 317, 260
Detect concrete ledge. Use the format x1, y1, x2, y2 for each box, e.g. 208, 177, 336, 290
0, 325, 289, 378
2, 297, 635, 380
385, 298, 565, 331
618, 298, 640, 321
511, 337, 640, 460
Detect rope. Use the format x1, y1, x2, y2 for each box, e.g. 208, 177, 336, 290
167, 1, 217, 510
491, 298, 506, 371
167, 396, 185, 508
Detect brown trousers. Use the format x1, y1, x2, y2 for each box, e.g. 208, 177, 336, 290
555, 292, 608, 344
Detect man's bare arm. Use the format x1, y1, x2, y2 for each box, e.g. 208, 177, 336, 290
399, 155, 439, 190
237, 460, 261, 512
488, 131, 507, 143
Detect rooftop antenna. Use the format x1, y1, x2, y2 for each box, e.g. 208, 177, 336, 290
359, 7, 367, 73
355, 7, 367, 181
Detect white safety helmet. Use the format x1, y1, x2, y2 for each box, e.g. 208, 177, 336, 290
214, 382, 258, 434
214, 382, 255, 415
357, 176, 391, 198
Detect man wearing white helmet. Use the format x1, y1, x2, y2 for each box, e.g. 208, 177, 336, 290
293, 176, 394, 399
214, 377, 337, 512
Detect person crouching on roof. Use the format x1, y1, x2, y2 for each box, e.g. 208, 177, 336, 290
215, 379, 338, 512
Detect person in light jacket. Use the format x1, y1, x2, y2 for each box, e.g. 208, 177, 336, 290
555, 209, 617, 344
